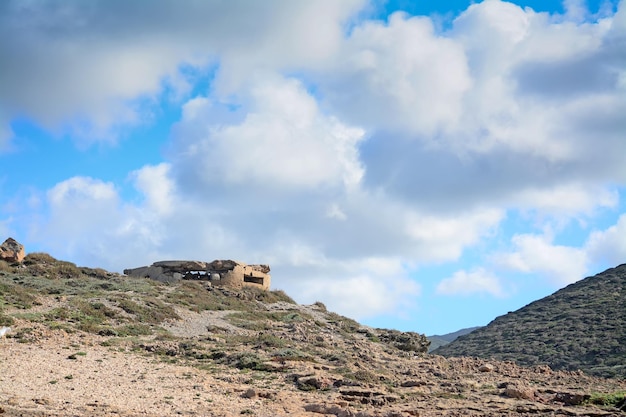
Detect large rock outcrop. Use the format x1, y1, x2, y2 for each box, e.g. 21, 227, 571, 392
0, 237, 25, 263
124, 259, 271, 290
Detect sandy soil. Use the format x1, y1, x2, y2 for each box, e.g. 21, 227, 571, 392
2, 315, 626, 417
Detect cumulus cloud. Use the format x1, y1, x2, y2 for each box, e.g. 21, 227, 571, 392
320, 12, 471, 136
353, 0, 626, 220
586, 214, 626, 266
285, 257, 421, 319
3, 0, 626, 324
512, 184, 619, 217
494, 233, 589, 285
0, 0, 365, 147
436, 268, 506, 297
130, 163, 176, 216
172, 75, 365, 191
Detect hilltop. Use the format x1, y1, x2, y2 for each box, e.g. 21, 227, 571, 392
1, 253, 626, 416
434, 264, 626, 379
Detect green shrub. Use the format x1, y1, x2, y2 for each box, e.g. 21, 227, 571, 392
0, 313, 15, 326
0, 282, 38, 309
23, 252, 57, 265
586, 391, 626, 408
313, 301, 327, 311
115, 323, 153, 336
229, 352, 269, 371
115, 296, 178, 324
0, 260, 12, 273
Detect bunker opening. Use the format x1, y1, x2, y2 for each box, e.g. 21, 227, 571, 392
244, 275, 265, 285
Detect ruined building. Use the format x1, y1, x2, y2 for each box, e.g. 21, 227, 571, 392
123, 259, 271, 290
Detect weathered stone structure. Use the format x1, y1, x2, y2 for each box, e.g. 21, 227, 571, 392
123, 259, 271, 290
0, 237, 25, 263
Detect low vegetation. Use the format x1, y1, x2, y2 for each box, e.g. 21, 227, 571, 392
2, 253, 625, 416
434, 264, 626, 379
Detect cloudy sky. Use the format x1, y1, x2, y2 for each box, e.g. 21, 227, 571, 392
1, 0, 625, 335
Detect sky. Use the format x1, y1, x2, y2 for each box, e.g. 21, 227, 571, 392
1, 0, 625, 336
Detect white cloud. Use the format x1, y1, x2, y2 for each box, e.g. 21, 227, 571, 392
321, 12, 471, 136
494, 233, 589, 285
512, 184, 619, 217
563, 0, 588, 22
172, 75, 365, 190
47, 177, 118, 208
436, 268, 506, 297
3, 0, 626, 327
43, 177, 122, 258
286, 257, 421, 320
130, 163, 176, 216
586, 214, 626, 266
405, 208, 504, 261
0, 0, 366, 147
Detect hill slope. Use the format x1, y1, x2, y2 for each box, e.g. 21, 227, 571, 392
434, 264, 626, 379
427, 326, 481, 352
1, 254, 626, 416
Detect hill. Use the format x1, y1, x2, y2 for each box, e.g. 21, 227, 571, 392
434, 264, 626, 379
427, 327, 481, 352
1, 253, 626, 416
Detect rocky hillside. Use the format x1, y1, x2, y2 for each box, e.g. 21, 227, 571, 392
1, 253, 626, 416
435, 264, 626, 380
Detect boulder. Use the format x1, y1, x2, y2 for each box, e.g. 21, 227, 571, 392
0, 237, 25, 263
504, 384, 536, 400
478, 363, 495, 372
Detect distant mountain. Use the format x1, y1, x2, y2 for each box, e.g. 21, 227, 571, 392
427, 326, 481, 352
433, 264, 626, 379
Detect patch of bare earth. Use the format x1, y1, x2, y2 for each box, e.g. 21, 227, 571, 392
2, 311, 626, 417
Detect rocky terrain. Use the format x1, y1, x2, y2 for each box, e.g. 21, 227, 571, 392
435, 264, 626, 380
1, 252, 626, 416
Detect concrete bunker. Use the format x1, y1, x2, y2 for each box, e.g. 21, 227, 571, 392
123, 259, 271, 290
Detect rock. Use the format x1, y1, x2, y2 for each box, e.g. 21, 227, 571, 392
478, 363, 495, 372
553, 392, 590, 406
241, 388, 257, 398
0, 237, 25, 263
400, 380, 426, 387
374, 329, 430, 353
340, 389, 399, 406
304, 403, 352, 417
297, 375, 333, 391
504, 384, 536, 400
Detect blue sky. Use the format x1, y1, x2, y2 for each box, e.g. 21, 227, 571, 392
1, 0, 625, 335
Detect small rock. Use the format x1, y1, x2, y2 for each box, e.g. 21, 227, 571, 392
33, 398, 50, 405
304, 403, 349, 416
297, 376, 333, 391
401, 380, 426, 387
553, 392, 590, 406
478, 363, 495, 372
242, 388, 257, 399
